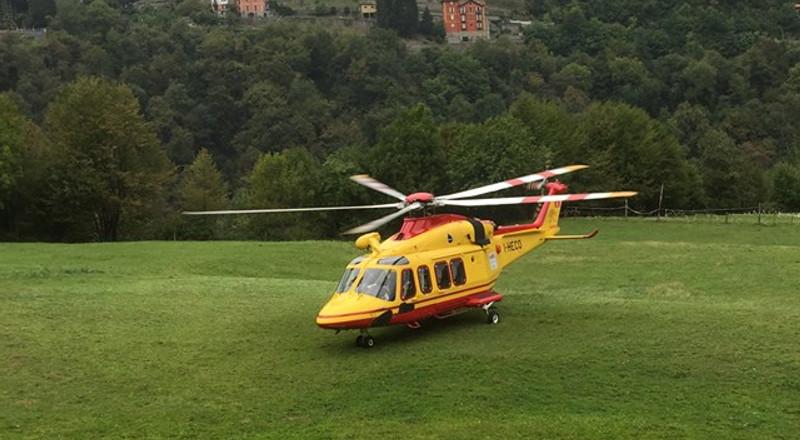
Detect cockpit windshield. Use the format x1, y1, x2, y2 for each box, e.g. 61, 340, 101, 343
356, 268, 397, 301
335, 268, 360, 293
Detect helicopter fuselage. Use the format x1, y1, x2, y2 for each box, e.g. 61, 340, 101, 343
316, 201, 562, 330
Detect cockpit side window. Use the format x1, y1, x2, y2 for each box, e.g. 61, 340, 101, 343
434, 261, 451, 290
336, 268, 360, 293
401, 269, 416, 301
418, 266, 432, 294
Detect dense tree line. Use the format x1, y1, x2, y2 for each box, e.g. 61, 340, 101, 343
1, 0, 800, 241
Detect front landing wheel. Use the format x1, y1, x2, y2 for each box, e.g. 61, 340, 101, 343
355, 335, 364, 347
363, 336, 375, 348
487, 309, 500, 325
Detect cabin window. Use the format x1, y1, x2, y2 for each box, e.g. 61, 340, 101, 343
450, 258, 467, 285
434, 261, 451, 290
418, 266, 432, 294
356, 268, 397, 301
401, 269, 416, 300
335, 268, 359, 293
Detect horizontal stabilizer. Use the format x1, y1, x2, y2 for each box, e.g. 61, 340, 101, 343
545, 230, 599, 240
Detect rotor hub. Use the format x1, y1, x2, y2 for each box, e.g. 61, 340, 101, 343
405, 192, 435, 204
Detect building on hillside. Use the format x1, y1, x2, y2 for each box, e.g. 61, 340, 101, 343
238, 0, 269, 16
211, 0, 231, 15
212, 0, 269, 17
441, 0, 489, 43
359, 1, 377, 19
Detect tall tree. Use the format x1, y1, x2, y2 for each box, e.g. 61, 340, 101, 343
419, 7, 434, 37
772, 163, 800, 211
44, 77, 172, 241
179, 148, 228, 239
243, 148, 326, 240
0, 93, 52, 239
0, 94, 24, 209
365, 103, 446, 194
377, 0, 417, 36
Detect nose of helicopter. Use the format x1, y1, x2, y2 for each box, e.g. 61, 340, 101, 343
316, 292, 388, 330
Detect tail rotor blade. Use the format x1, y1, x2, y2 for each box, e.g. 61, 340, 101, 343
350, 175, 407, 201
343, 203, 421, 235
437, 164, 589, 200
439, 191, 637, 207
183, 203, 402, 216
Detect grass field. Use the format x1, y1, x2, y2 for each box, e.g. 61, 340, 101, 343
2, 218, 799, 439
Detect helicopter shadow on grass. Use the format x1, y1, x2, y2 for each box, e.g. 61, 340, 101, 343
317, 310, 495, 353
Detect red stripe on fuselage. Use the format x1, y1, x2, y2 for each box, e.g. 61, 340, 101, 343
317, 289, 500, 329
389, 289, 501, 325
317, 281, 496, 319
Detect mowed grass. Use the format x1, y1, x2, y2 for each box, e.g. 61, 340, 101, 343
2, 218, 799, 439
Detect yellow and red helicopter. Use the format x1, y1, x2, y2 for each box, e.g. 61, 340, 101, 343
185, 164, 635, 348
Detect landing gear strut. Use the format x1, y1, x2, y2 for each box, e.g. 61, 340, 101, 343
355, 330, 375, 348
483, 301, 500, 325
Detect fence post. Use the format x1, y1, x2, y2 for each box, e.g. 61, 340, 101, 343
757, 203, 762, 225
625, 199, 629, 218
657, 184, 664, 221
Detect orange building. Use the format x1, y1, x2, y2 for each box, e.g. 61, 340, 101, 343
238, 0, 268, 17
441, 0, 489, 43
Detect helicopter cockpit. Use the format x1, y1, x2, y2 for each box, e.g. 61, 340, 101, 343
334, 255, 413, 302
355, 268, 396, 301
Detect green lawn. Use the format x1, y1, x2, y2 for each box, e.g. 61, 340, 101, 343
2, 218, 799, 439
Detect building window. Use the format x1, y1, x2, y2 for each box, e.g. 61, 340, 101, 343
461, 14, 466, 22
450, 14, 454, 20
461, 23, 466, 30
477, 22, 483, 30
434, 261, 451, 290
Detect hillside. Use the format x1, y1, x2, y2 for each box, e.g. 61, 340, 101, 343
2, 0, 800, 242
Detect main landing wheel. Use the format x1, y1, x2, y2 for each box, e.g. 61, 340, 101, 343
355, 335, 376, 348
487, 309, 500, 325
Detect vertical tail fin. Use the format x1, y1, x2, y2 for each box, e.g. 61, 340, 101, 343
532, 181, 567, 232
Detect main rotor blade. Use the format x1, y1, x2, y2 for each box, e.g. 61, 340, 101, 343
183, 203, 402, 216
343, 202, 421, 235
438, 191, 637, 207
437, 165, 589, 200
350, 175, 407, 201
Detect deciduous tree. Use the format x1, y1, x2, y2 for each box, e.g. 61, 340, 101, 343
44, 77, 172, 241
